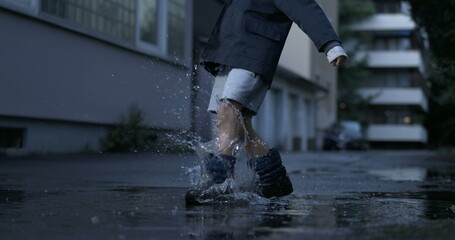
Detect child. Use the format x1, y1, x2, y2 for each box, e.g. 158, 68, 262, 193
186, 0, 347, 203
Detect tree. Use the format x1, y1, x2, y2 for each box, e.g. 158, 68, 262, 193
337, 0, 376, 124
410, 0, 455, 148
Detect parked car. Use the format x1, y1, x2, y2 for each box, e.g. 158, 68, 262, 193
323, 121, 369, 150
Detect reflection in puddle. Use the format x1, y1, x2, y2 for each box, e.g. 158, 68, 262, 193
1, 185, 455, 239
0, 189, 25, 204
428, 168, 455, 182
184, 190, 455, 238
369, 167, 427, 181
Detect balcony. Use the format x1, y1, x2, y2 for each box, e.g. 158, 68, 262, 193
367, 124, 427, 143
357, 50, 425, 73
350, 13, 416, 31
359, 88, 428, 111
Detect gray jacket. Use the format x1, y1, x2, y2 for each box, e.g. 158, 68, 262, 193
201, 0, 341, 85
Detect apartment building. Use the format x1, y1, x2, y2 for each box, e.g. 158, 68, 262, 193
350, 0, 428, 148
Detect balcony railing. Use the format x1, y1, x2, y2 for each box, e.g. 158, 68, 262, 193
356, 50, 425, 73
367, 124, 427, 143
350, 14, 416, 31
359, 88, 428, 111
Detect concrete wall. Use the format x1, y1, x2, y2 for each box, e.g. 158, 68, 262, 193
0, 5, 194, 155
312, 0, 339, 133
279, 24, 313, 80
0, 9, 193, 130
0, 117, 108, 155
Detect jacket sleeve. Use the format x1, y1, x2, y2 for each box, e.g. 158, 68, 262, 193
274, 0, 341, 52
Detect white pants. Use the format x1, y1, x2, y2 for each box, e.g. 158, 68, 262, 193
208, 67, 269, 116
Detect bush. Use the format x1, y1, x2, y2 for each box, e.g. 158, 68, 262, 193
100, 105, 156, 152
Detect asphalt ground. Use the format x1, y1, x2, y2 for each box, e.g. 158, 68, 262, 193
1, 150, 455, 239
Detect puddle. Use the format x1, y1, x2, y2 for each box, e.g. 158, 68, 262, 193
428, 168, 455, 183
1, 151, 455, 239
111, 186, 158, 193
368, 167, 427, 181
1, 185, 455, 239
352, 191, 455, 220
0, 189, 25, 204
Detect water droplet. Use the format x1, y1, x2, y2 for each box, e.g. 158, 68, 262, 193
171, 206, 178, 216
90, 216, 100, 224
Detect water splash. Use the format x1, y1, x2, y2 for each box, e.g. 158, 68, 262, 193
184, 140, 268, 204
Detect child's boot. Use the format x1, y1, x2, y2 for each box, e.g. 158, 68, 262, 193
185, 154, 236, 204
206, 154, 236, 184
251, 148, 293, 198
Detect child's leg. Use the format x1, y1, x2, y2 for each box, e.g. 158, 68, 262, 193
215, 99, 245, 155
243, 117, 269, 158
215, 99, 269, 158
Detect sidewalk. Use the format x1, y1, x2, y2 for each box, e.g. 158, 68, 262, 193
1, 151, 454, 239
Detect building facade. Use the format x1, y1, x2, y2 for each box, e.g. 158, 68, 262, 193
1, 0, 340, 155
253, 0, 340, 151
0, 0, 194, 155
193, 0, 341, 152
350, 0, 428, 148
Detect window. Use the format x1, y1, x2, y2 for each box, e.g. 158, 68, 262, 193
0, 0, 38, 14
135, 0, 165, 56
167, 0, 186, 58
365, 69, 412, 88
41, 0, 136, 42
11, 0, 188, 60
0, 127, 26, 148
371, 37, 412, 51
368, 107, 420, 125
136, 0, 186, 58
373, 0, 402, 13
371, 110, 404, 124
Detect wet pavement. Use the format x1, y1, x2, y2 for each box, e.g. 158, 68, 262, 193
1, 151, 455, 239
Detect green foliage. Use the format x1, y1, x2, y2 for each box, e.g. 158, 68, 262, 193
339, 0, 376, 38
100, 105, 196, 153
337, 0, 375, 124
339, 0, 376, 24
337, 58, 372, 125
411, 0, 455, 63
410, 0, 455, 147
100, 105, 156, 152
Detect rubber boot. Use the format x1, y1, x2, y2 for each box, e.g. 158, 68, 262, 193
206, 154, 236, 184
252, 148, 293, 198
185, 154, 236, 204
